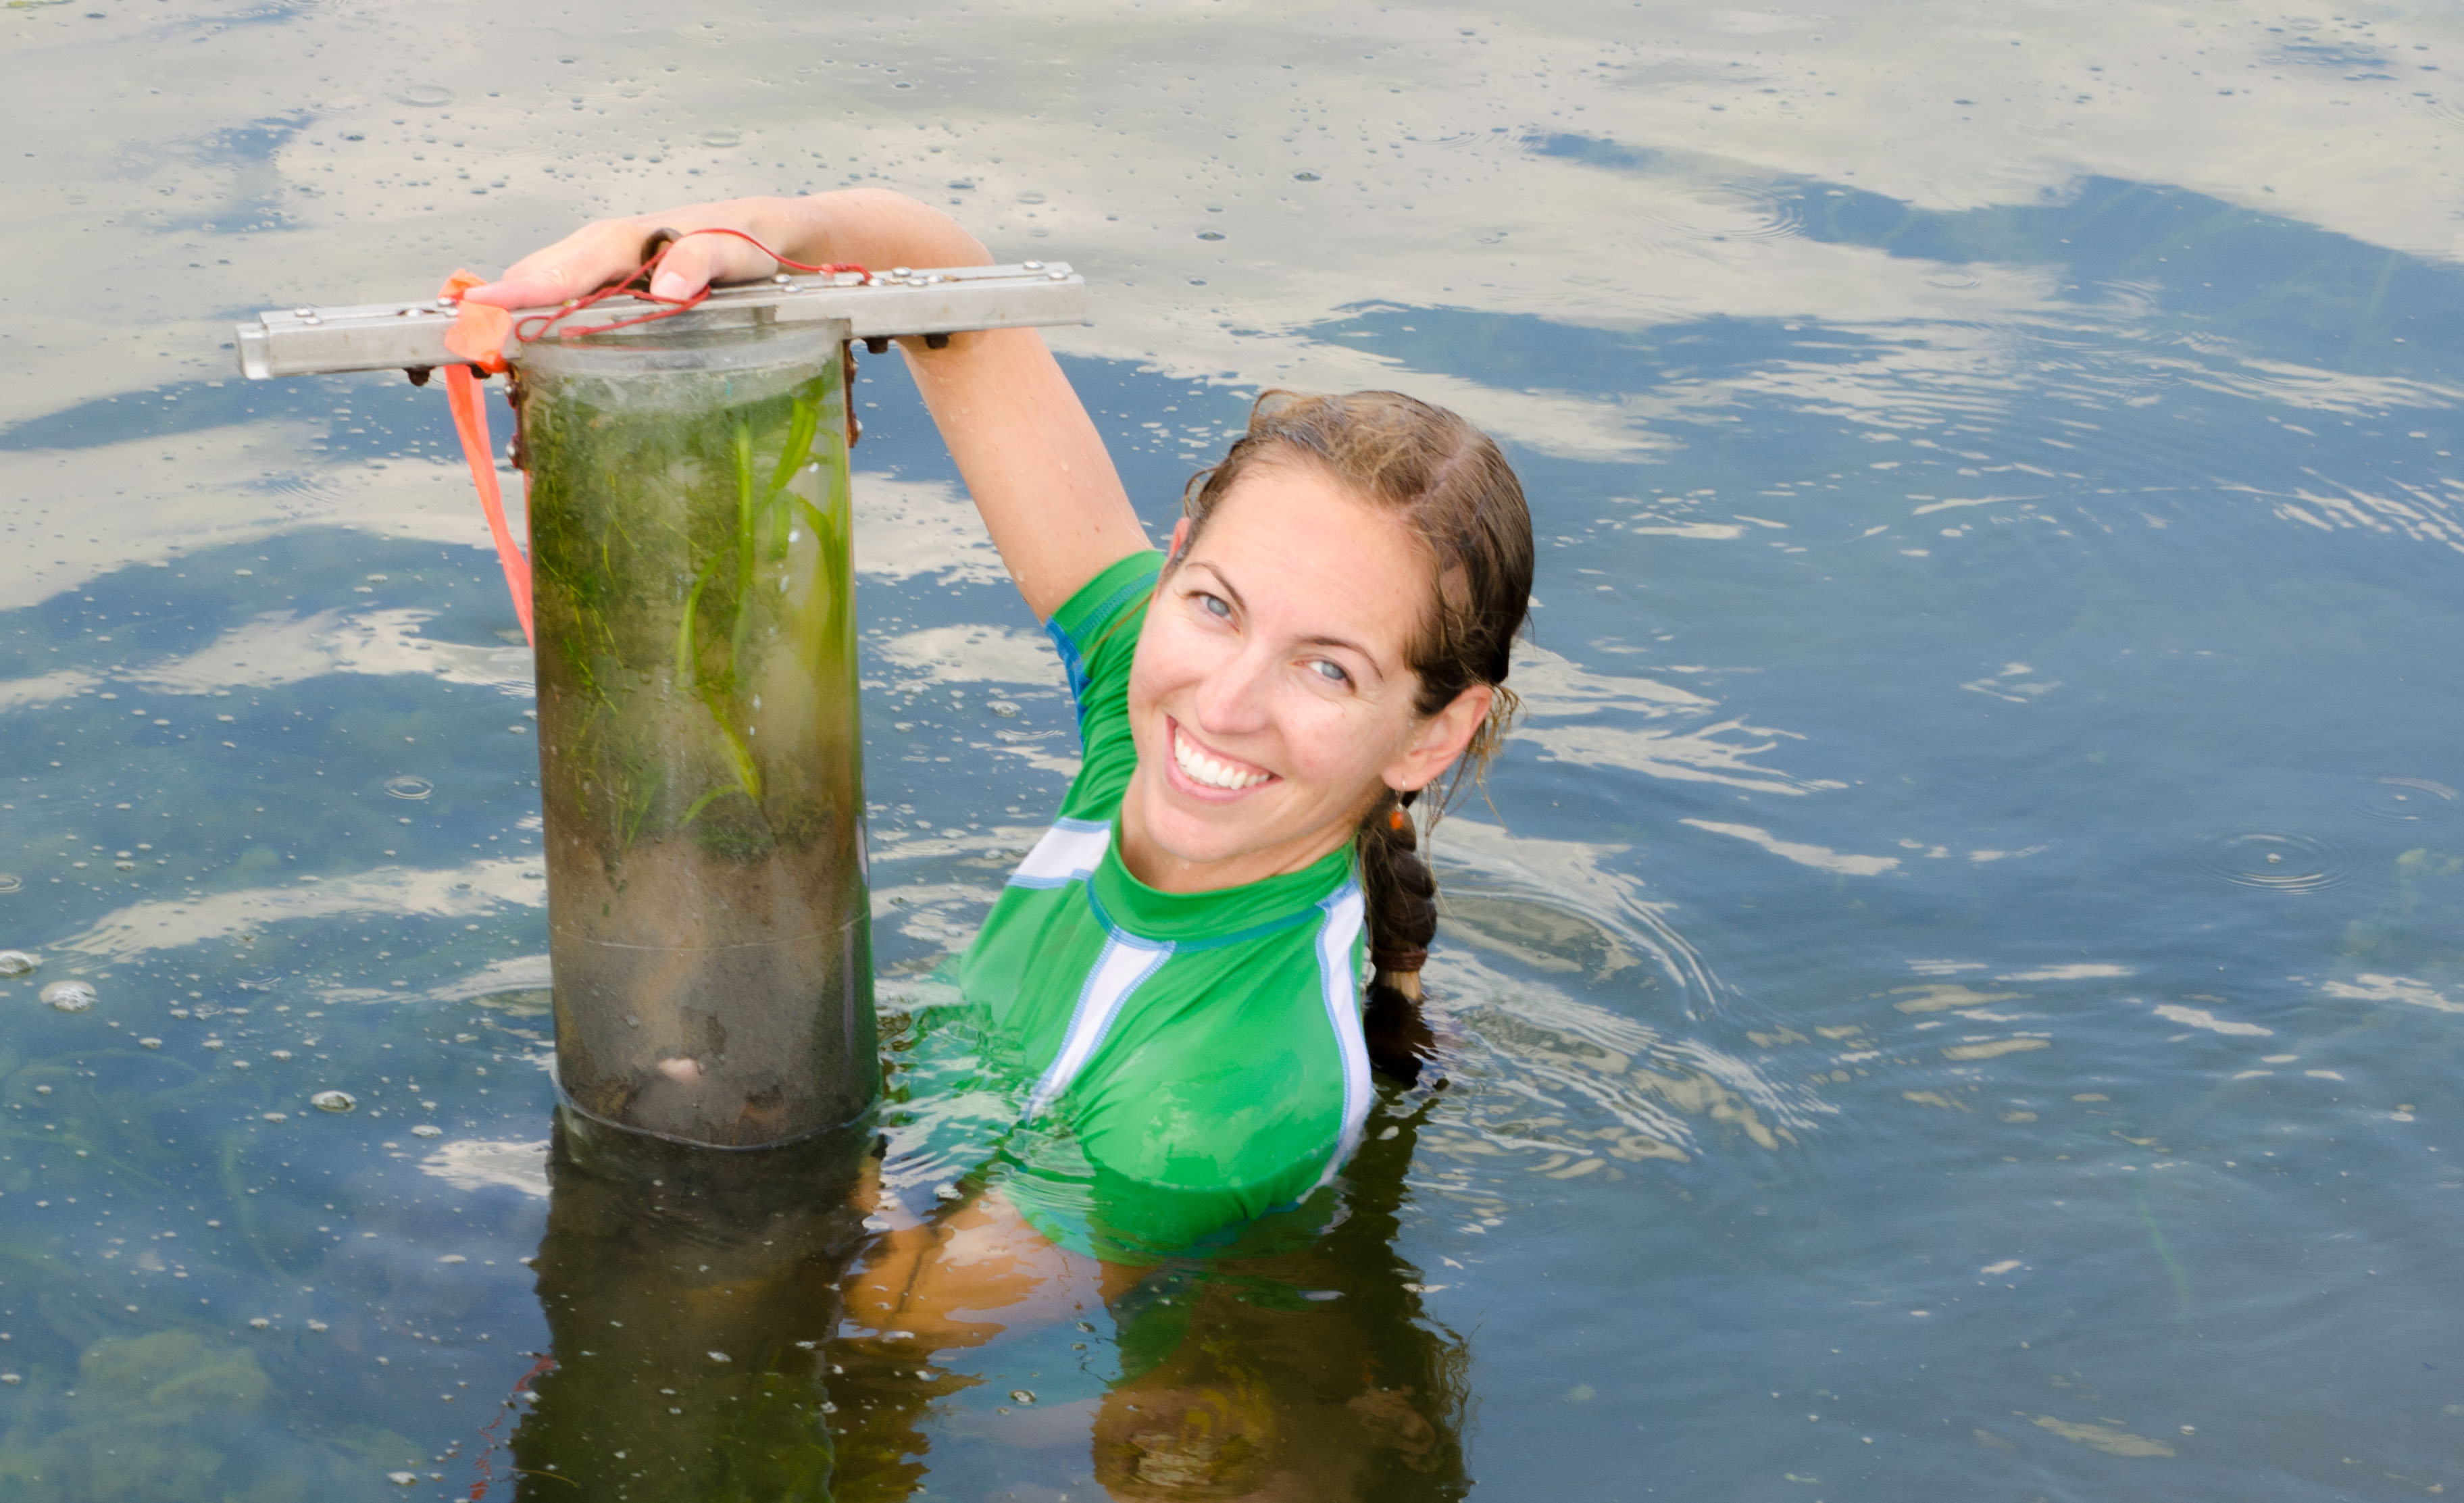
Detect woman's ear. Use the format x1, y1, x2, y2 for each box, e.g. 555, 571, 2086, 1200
1165, 515, 1195, 565
1381, 684, 1494, 796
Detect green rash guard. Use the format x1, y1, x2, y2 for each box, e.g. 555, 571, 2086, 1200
950, 548, 1374, 1256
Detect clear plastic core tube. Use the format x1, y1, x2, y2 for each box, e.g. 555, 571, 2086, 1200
518, 317, 875, 1146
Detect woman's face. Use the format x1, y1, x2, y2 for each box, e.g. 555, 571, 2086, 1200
1120, 458, 1490, 894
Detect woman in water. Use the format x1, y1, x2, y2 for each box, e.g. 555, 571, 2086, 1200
474, 190, 1530, 1482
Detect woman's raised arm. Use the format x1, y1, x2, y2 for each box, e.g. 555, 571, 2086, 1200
466, 190, 1151, 620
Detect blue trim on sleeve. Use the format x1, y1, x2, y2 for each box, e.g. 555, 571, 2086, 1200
1045, 553, 1161, 725
1045, 616, 1092, 714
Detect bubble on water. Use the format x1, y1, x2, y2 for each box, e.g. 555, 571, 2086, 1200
384, 775, 433, 800
2198, 832, 2347, 892
41, 981, 96, 1013
411, 1124, 443, 1138
139, 1037, 161, 1048
1010, 1388, 1036, 1404
248, 1317, 270, 1329
1925, 270, 1981, 289
708, 1350, 732, 1362
0, 950, 38, 976
308, 1320, 328, 1333
2355, 775, 2458, 822
702, 128, 741, 147
0, 876, 22, 894
262, 1112, 286, 1123
0, 1374, 18, 1385
311, 1090, 357, 1113
388, 1472, 418, 1487
398, 84, 453, 107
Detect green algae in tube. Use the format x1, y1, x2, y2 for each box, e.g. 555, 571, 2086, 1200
516, 317, 874, 1146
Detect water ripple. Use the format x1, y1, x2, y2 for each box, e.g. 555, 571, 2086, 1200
2355, 776, 2459, 823
2196, 832, 2349, 893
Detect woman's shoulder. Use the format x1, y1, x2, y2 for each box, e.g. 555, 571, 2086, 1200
1044, 547, 1162, 708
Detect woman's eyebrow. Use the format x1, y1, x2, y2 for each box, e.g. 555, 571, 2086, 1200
1186, 561, 1249, 615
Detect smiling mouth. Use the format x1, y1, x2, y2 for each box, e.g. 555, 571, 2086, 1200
1171, 720, 1274, 792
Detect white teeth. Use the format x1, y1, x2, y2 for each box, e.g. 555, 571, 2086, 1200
1173, 726, 1267, 791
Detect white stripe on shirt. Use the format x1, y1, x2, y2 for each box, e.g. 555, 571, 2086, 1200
1311, 881, 1372, 1190
1007, 817, 1111, 889
1024, 928, 1174, 1120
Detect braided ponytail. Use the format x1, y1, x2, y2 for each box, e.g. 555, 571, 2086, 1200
1360, 790, 1437, 1000
1359, 789, 1442, 1081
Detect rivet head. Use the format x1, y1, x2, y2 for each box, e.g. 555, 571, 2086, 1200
1021, 259, 1045, 271
890, 266, 912, 277
436, 297, 455, 309
774, 272, 792, 284
293, 307, 315, 317
1048, 270, 1069, 281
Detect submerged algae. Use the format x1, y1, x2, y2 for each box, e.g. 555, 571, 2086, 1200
521, 342, 858, 868
0, 1329, 419, 1503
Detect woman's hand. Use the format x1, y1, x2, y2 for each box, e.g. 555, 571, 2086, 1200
465, 188, 1150, 618
461, 198, 808, 310
462, 190, 996, 309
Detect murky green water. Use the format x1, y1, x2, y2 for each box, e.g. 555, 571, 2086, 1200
7, 1, 2464, 1498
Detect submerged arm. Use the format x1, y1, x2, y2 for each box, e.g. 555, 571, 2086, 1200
845, 1158, 1135, 1353
468, 190, 1151, 620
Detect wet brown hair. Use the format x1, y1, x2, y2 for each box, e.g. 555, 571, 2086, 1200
1174, 390, 1534, 1032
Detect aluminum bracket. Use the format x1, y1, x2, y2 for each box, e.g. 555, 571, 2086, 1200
233, 261, 1086, 380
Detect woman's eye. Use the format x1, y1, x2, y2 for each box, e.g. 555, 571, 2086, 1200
1198, 593, 1232, 621
1310, 659, 1351, 687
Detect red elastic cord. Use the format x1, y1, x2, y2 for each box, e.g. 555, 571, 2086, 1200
442, 363, 535, 646
464, 1352, 557, 1500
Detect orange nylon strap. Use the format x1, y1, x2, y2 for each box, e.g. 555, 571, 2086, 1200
441, 363, 534, 646
438, 268, 511, 374
437, 270, 532, 645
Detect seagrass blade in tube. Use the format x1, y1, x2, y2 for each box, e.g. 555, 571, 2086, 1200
516, 317, 875, 1146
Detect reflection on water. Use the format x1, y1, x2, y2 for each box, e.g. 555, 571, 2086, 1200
501, 1098, 1468, 1500
513, 1111, 868, 1499
4, 0, 2464, 1496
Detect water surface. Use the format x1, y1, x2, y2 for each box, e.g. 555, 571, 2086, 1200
5, 1, 2464, 1498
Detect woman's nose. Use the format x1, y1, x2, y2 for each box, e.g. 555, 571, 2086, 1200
1190, 646, 1274, 735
